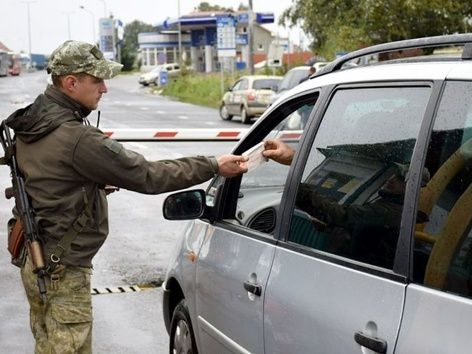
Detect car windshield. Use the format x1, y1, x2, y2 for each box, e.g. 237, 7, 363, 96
253, 79, 280, 90
278, 69, 308, 91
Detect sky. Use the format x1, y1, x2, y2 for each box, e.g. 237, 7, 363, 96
0, 0, 301, 55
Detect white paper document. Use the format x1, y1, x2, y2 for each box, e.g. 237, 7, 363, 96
242, 142, 268, 171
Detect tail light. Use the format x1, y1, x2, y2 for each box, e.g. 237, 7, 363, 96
247, 90, 256, 101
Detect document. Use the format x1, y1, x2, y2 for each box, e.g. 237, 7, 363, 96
242, 142, 268, 171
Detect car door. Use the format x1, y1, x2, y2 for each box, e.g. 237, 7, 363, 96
395, 81, 472, 353
264, 84, 434, 353
194, 95, 316, 353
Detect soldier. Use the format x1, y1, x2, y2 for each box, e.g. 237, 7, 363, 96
5, 40, 247, 353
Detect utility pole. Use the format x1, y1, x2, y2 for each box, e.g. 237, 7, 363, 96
248, 0, 254, 74
79, 5, 96, 45
98, 0, 108, 17
22, 1, 36, 60
178, 0, 182, 66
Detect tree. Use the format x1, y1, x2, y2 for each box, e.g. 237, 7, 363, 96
196, 2, 235, 12
280, 0, 472, 59
120, 20, 154, 71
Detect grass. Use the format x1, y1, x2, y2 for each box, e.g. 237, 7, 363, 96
156, 66, 288, 108
156, 71, 233, 108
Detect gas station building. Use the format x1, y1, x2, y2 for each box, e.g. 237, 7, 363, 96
137, 11, 279, 73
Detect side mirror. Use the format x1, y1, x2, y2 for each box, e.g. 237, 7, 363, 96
162, 189, 206, 220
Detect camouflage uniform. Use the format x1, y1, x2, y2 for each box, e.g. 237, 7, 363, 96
6, 41, 220, 353
22, 257, 92, 354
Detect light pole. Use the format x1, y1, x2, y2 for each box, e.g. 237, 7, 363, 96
63, 11, 74, 40
98, 0, 108, 18
80, 5, 96, 44
22, 1, 36, 60
248, 0, 254, 74
177, 0, 182, 65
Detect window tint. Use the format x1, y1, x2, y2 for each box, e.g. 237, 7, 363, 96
289, 86, 431, 269
414, 81, 472, 299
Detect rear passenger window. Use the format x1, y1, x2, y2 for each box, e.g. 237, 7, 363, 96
289, 86, 431, 269
414, 81, 472, 298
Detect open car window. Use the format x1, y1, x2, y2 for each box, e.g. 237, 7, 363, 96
206, 94, 318, 234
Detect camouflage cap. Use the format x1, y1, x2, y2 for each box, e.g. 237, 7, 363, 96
47, 40, 123, 79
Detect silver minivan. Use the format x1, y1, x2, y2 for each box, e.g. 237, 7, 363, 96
162, 34, 472, 353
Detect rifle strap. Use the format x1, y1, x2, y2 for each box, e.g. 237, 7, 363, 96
49, 187, 95, 266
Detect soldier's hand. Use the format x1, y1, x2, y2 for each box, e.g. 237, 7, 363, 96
216, 154, 249, 177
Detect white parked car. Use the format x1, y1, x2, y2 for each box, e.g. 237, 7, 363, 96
162, 34, 472, 354
138, 63, 180, 86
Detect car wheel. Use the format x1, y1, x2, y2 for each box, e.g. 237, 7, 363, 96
241, 107, 251, 124
219, 103, 233, 120
169, 299, 198, 354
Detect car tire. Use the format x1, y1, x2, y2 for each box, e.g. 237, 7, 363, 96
219, 103, 233, 120
241, 107, 251, 124
169, 299, 198, 354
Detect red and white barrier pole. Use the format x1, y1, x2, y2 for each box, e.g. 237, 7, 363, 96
102, 128, 249, 142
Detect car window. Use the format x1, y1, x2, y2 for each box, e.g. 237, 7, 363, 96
232, 79, 243, 91
235, 99, 317, 233
414, 81, 472, 299
278, 68, 309, 92
207, 94, 318, 234
252, 79, 280, 90
288, 86, 431, 269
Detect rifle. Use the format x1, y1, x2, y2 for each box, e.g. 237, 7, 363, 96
0, 120, 48, 301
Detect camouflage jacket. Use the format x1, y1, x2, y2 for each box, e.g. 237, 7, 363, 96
6, 85, 218, 267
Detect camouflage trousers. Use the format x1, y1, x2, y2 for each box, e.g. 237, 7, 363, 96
21, 257, 93, 354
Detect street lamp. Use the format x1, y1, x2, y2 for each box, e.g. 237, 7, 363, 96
98, 0, 108, 18
178, 0, 182, 65
80, 5, 96, 44
248, 0, 254, 74
21, 1, 36, 61
63, 11, 74, 40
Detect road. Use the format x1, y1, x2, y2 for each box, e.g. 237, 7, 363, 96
0, 71, 241, 353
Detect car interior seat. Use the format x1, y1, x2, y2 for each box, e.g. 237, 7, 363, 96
423, 182, 472, 288
415, 138, 472, 289
415, 141, 470, 241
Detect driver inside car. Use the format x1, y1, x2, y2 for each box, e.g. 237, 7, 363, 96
263, 138, 430, 268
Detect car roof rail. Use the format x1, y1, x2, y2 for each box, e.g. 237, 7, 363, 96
315, 33, 472, 78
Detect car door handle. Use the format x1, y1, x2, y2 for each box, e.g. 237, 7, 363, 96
243, 281, 262, 296
354, 331, 387, 354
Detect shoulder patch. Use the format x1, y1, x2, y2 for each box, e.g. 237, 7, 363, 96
103, 138, 123, 154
